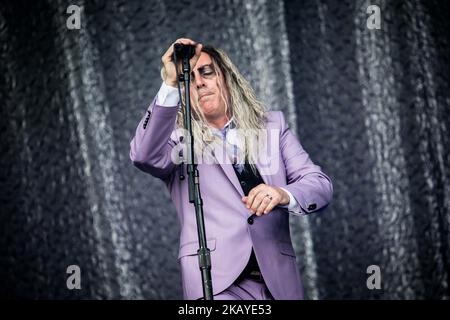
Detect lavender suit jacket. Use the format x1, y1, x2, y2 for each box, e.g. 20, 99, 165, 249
130, 100, 333, 300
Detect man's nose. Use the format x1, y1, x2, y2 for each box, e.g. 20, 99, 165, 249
194, 76, 206, 89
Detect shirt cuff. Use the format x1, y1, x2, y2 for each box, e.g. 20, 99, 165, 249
279, 187, 302, 213
156, 82, 180, 107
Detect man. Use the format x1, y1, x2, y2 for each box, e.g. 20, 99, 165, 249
130, 38, 333, 300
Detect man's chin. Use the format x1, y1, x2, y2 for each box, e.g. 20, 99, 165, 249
199, 104, 216, 115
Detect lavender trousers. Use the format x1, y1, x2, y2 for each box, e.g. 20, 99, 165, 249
212, 277, 274, 300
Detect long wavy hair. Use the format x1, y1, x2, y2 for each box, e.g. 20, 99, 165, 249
165, 45, 268, 169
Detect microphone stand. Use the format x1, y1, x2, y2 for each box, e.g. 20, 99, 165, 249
173, 46, 214, 300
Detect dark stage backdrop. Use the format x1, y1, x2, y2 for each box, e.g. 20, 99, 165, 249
0, 0, 449, 299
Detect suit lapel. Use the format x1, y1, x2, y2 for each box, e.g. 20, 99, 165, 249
217, 163, 244, 197
212, 145, 275, 197
211, 120, 278, 196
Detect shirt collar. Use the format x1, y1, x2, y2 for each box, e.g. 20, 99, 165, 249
222, 117, 234, 129
211, 117, 235, 139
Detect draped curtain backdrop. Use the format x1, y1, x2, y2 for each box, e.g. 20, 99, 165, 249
0, 0, 449, 299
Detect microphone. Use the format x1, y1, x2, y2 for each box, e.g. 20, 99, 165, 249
172, 43, 196, 61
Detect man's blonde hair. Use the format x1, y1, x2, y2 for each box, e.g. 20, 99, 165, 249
166, 45, 268, 169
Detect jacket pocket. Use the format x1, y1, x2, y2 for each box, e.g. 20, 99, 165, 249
278, 241, 296, 257
178, 238, 217, 259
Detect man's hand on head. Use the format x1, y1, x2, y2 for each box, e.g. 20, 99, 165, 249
161, 38, 203, 87
242, 184, 290, 216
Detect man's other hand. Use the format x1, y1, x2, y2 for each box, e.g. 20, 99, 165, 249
242, 184, 290, 216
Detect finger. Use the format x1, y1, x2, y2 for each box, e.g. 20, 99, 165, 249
255, 195, 272, 216
250, 191, 268, 216
242, 196, 248, 203
263, 197, 278, 214
190, 43, 203, 69
246, 184, 266, 209
176, 38, 197, 45
195, 42, 203, 56
162, 41, 177, 62
162, 38, 197, 63
247, 187, 264, 210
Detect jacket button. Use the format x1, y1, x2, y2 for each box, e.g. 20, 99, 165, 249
308, 203, 317, 211
247, 216, 254, 225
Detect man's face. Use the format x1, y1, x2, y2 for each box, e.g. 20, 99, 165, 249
190, 52, 228, 123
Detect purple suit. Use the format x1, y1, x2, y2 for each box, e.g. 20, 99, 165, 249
130, 100, 333, 300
